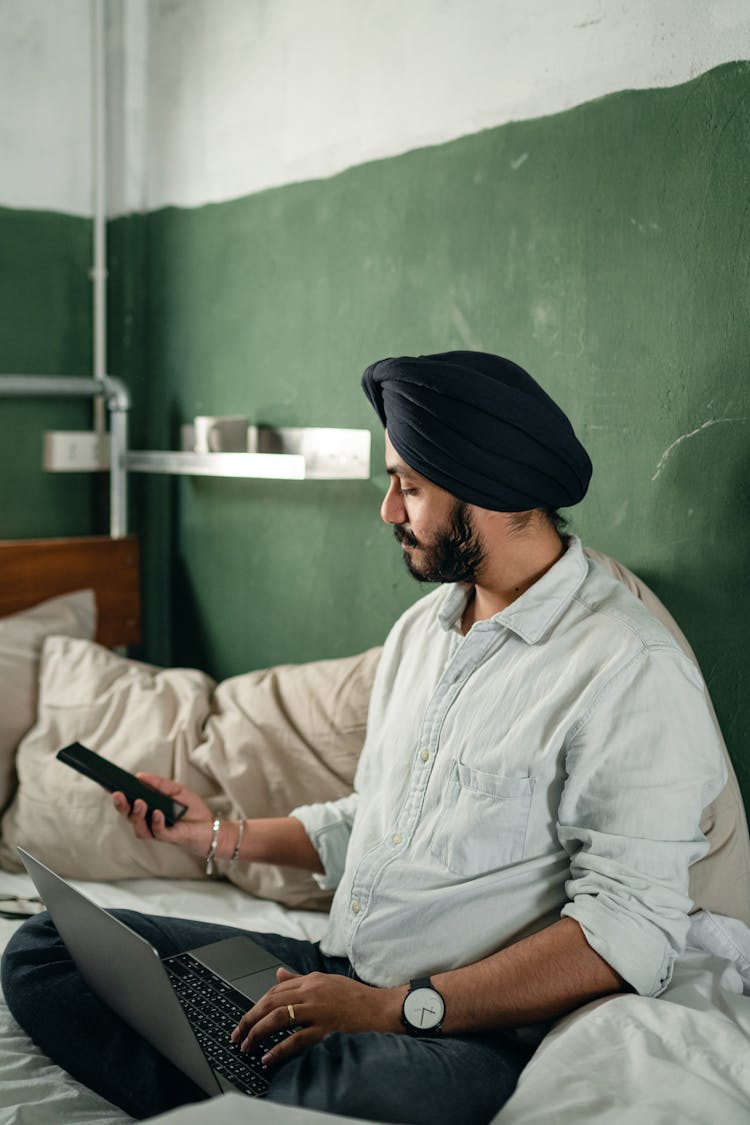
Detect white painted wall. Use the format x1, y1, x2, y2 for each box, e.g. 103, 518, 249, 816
137, 0, 750, 214
1, 0, 749, 217
0, 0, 91, 216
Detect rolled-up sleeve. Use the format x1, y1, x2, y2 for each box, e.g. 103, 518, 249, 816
558, 647, 727, 996
290, 793, 359, 890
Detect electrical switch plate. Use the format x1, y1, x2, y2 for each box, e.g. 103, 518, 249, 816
43, 431, 111, 472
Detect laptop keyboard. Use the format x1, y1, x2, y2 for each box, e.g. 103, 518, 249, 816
164, 951, 293, 1097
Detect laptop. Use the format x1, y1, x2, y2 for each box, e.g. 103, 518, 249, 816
17, 847, 296, 1099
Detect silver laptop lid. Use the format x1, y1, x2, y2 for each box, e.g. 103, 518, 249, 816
17, 847, 221, 1097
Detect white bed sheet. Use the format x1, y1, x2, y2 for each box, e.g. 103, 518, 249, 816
497, 947, 750, 1124
1, 869, 749, 1125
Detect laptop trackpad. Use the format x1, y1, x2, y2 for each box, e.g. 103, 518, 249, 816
191, 935, 285, 1001
232, 966, 282, 999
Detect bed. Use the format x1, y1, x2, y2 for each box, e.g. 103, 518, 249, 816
0, 536, 749, 1125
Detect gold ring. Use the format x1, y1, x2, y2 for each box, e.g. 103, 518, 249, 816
287, 1003, 296, 1025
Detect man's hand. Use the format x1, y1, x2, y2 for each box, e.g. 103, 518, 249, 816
112, 774, 215, 857
231, 967, 404, 1067
113, 785, 326, 874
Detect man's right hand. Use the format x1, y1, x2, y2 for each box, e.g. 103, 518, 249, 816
112, 774, 215, 857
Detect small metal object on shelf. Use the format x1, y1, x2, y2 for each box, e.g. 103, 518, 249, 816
192, 415, 249, 453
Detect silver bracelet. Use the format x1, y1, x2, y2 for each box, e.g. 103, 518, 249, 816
230, 819, 246, 868
205, 817, 221, 876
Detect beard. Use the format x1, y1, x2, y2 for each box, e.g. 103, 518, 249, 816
394, 500, 484, 584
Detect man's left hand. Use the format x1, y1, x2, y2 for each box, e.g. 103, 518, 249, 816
231, 967, 403, 1067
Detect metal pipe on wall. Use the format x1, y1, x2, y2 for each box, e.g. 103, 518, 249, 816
91, 0, 107, 435
0, 6, 126, 538
103, 377, 129, 539
0, 374, 130, 538
0, 376, 105, 399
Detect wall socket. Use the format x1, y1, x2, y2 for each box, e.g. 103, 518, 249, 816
43, 431, 111, 472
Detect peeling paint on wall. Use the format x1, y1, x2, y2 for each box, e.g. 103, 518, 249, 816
651, 418, 748, 481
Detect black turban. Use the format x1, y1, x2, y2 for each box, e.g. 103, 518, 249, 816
361, 350, 592, 512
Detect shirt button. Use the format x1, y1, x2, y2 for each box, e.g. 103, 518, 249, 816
420, 750, 429, 762
391, 833, 403, 845
351, 900, 361, 914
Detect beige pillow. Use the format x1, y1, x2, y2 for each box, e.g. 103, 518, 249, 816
0, 590, 96, 815
0, 636, 381, 910
0, 636, 217, 879
585, 548, 750, 926
191, 647, 382, 908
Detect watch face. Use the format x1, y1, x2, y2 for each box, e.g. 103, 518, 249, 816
403, 986, 445, 1031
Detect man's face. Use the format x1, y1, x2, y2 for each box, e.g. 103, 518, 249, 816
381, 433, 485, 584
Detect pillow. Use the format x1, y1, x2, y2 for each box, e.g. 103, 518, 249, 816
0, 636, 217, 879
0, 590, 96, 814
190, 647, 382, 908
585, 548, 750, 927
0, 636, 381, 910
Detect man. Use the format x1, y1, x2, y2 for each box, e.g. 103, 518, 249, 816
3, 351, 726, 1124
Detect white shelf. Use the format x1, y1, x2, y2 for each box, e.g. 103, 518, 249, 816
124, 450, 306, 479
124, 427, 371, 481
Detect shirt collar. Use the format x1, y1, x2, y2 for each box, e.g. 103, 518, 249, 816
438, 534, 589, 644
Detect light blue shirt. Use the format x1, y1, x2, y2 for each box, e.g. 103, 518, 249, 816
292, 537, 726, 996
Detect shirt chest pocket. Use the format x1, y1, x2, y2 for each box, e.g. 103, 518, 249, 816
430, 759, 534, 877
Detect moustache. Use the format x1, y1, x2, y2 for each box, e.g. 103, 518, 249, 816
394, 524, 418, 549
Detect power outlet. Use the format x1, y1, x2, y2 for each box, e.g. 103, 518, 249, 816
43, 431, 111, 472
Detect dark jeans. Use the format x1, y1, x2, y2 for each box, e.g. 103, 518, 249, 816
2, 910, 530, 1124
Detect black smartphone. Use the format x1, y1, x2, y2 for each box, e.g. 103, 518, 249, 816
56, 742, 188, 828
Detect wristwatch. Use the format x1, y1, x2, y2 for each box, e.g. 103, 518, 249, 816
401, 977, 445, 1036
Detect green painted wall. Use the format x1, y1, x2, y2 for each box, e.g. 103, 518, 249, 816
109, 61, 749, 806
0, 208, 97, 538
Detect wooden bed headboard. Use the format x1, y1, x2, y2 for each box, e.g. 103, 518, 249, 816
0, 536, 140, 647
